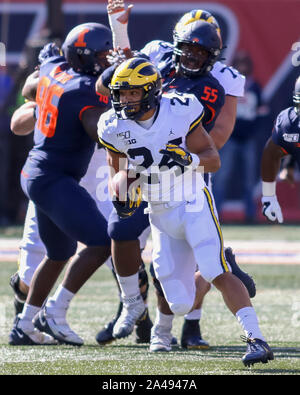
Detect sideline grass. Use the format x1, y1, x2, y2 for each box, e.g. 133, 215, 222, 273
1, 260, 300, 375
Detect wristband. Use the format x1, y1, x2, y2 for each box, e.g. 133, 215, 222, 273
262, 181, 276, 196
108, 9, 131, 50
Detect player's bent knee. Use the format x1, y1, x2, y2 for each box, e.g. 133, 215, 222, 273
169, 302, 193, 316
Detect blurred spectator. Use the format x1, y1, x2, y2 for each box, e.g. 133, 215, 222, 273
213, 50, 264, 223
0, 66, 13, 225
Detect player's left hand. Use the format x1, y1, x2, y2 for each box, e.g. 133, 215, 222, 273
159, 144, 193, 167
107, 47, 127, 65
38, 43, 62, 64
261, 195, 283, 223
113, 186, 142, 218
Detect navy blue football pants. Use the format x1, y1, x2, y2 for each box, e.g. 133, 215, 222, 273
21, 163, 110, 261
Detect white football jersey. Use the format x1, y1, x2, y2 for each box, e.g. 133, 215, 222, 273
141, 40, 245, 97
98, 93, 205, 205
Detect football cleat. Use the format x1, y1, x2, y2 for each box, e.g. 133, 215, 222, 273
113, 294, 146, 339
33, 307, 84, 346
9, 272, 27, 316
96, 302, 123, 345
9, 316, 58, 346
225, 247, 256, 298
134, 308, 153, 344
242, 337, 274, 367
181, 319, 209, 349
149, 324, 172, 352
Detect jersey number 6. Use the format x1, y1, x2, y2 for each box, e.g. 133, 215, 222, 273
36, 76, 64, 137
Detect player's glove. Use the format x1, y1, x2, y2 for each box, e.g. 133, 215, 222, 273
159, 144, 200, 168
261, 195, 283, 223
106, 48, 128, 66
112, 186, 142, 218
38, 43, 62, 64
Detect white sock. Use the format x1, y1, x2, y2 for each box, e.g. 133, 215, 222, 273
20, 303, 40, 321
184, 308, 202, 321
154, 308, 174, 330
236, 306, 266, 341
46, 285, 74, 313
116, 272, 140, 299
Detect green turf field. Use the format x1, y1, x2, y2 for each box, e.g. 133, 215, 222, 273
1, 257, 300, 375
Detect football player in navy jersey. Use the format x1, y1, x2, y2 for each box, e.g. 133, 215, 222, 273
94, 1, 256, 351
261, 75, 300, 223
9, 23, 113, 346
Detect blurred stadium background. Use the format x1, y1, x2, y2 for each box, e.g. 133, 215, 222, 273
0, 0, 299, 227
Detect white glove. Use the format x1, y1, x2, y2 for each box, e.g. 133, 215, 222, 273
107, 0, 133, 50
261, 196, 283, 223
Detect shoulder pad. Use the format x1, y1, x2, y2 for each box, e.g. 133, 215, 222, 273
164, 92, 203, 117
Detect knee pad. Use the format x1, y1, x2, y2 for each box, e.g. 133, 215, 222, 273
160, 279, 194, 316
169, 302, 192, 316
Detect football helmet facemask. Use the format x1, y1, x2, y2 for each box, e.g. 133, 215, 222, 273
293, 75, 300, 114
110, 57, 162, 120
173, 20, 222, 78
62, 22, 112, 76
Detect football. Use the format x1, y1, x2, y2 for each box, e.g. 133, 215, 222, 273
111, 169, 140, 202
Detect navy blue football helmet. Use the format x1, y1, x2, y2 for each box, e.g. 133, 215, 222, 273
293, 75, 300, 113
62, 22, 112, 76
173, 20, 221, 78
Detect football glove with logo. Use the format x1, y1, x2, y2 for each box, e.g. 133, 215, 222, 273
159, 144, 200, 168
38, 43, 63, 64
261, 195, 283, 223
113, 186, 142, 218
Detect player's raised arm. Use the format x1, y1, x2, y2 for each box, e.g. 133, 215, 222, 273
10, 101, 37, 135
107, 0, 133, 57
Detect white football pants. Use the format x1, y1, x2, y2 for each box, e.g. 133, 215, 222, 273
149, 187, 231, 316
